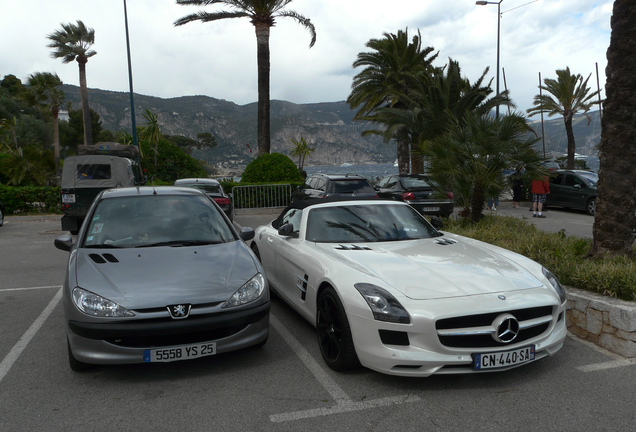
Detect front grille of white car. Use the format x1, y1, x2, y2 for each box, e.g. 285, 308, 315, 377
435, 306, 554, 348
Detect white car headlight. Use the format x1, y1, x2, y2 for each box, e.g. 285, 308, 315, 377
223, 273, 266, 308
72, 287, 135, 317
542, 267, 566, 304
354, 283, 410, 324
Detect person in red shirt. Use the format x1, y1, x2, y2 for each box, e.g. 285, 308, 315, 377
531, 176, 550, 218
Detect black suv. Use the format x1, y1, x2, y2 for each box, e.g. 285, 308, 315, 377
291, 173, 377, 201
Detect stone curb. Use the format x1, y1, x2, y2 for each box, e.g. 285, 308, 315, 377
566, 287, 636, 357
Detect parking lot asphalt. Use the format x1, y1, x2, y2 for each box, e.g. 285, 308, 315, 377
1, 213, 635, 431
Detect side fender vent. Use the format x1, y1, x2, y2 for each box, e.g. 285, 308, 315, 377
436, 239, 457, 246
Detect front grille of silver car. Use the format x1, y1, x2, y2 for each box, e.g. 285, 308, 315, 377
435, 306, 554, 348
105, 323, 248, 348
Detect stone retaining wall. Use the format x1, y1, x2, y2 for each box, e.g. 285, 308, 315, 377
566, 287, 636, 357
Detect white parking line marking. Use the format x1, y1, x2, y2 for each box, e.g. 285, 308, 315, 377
0, 288, 63, 383
577, 359, 634, 373
569, 332, 636, 372
269, 315, 420, 423
0, 285, 62, 293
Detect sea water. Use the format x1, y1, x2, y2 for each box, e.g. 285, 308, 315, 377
303, 163, 398, 182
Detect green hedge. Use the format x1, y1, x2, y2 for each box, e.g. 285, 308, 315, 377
0, 185, 61, 214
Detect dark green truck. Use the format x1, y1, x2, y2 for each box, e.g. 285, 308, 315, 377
60, 143, 144, 234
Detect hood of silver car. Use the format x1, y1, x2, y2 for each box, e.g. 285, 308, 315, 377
74, 241, 258, 309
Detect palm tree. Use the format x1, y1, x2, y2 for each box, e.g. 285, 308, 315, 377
174, 0, 316, 155
421, 112, 543, 222
289, 136, 313, 169
347, 29, 437, 174
47, 20, 96, 147
589, 1, 636, 258
138, 109, 161, 169
526, 67, 599, 170
23, 72, 65, 172
369, 60, 514, 169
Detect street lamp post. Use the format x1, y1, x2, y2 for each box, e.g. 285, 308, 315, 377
476, 0, 503, 118
123, 0, 138, 149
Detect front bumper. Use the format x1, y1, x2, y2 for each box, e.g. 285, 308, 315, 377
67, 302, 269, 364
347, 294, 567, 377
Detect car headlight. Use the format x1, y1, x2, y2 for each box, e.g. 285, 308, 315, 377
354, 283, 410, 324
223, 273, 266, 308
542, 267, 566, 304
72, 287, 135, 317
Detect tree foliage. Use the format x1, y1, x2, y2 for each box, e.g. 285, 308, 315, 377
240, 152, 303, 183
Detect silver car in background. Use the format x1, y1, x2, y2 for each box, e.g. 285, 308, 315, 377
54, 186, 269, 371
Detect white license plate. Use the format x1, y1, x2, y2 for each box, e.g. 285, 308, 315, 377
62, 194, 76, 203
422, 206, 440, 212
473, 345, 535, 370
144, 342, 216, 363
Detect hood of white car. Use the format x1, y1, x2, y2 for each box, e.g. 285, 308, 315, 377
74, 241, 258, 309
314, 234, 542, 300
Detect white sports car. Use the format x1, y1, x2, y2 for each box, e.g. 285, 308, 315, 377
251, 199, 567, 377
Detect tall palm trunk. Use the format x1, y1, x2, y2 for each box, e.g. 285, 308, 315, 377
77, 56, 93, 146
589, 0, 636, 258
255, 23, 271, 155
397, 140, 409, 174
52, 105, 60, 173
563, 111, 576, 169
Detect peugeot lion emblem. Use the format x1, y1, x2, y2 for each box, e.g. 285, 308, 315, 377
168, 304, 191, 319
492, 313, 520, 343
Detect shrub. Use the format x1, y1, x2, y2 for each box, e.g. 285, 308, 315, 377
0, 185, 61, 214
443, 215, 636, 301
240, 153, 304, 184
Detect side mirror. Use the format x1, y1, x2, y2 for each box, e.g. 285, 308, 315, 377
430, 216, 444, 230
277, 223, 298, 238
54, 234, 74, 252
239, 227, 255, 242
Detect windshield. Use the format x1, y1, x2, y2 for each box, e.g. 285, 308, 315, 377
401, 177, 433, 189
328, 179, 374, 194
306, 204, 440, 243
182, 183, 223, 194
578, 172, 598, 187
82, 194, 235, 248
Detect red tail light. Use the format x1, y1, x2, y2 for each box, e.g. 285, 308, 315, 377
401, 192, 415, 200
446, 192, 454, 199
213, 198, 231, 206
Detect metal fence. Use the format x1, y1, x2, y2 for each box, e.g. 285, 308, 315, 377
232, 184, 292, 214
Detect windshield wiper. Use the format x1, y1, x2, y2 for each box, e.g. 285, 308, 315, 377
135, 240, 223, 248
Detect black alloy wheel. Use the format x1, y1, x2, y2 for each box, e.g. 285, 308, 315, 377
316, 286, 360, 371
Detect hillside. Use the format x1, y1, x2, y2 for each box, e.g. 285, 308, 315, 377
61, 84, 602, 171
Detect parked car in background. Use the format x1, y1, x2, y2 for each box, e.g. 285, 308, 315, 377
291, 173, 377, 201
54, 186, 269, 371
174, 178, 233, 221
546, 170, 598, 215
375, 174, 454, 217
60, 143, 145, 234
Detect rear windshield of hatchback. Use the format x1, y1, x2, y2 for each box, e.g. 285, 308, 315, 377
328, 179, 374, 194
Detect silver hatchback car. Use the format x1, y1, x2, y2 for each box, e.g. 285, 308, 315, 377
54, 186, 269, 371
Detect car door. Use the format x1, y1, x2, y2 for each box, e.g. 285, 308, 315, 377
547, 173, 566, 206
262, 208, 306, 302
561, 174, 588, 209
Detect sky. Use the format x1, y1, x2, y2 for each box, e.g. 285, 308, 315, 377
0, 0, 613, 114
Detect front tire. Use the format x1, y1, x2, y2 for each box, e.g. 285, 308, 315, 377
316, 286, 360, 371
586, 198, 596, 215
